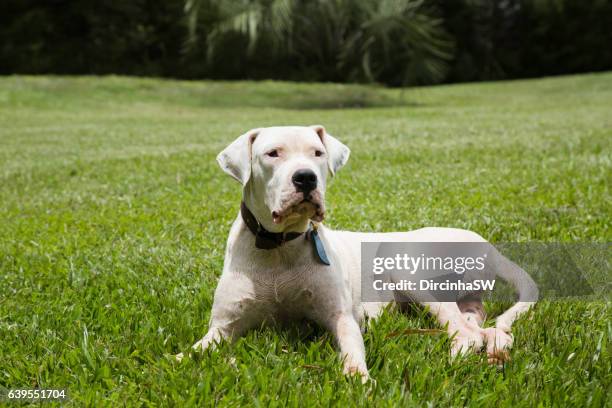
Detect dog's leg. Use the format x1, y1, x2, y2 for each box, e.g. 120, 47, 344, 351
180, 326, 227, 359
423, 301, 485, 357
456, 296, 513, 366
325, 312, 369, 381
175, 320, 240, 362
486, 246, 538, 333
175, 325, 226, 362
191, 323, 231, 353
496, 301, 536, 333
176, 311, 259, 362
425, 302, 513, 363
176, 274, 264, 362
482, 326, 513, 366
392, 279, 487, 356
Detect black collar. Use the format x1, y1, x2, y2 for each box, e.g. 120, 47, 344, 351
240, 202, 307, 249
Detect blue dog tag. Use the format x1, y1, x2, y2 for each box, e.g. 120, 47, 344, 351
310, 225, 330, 266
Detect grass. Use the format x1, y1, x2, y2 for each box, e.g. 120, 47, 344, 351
0, 73, 610, 406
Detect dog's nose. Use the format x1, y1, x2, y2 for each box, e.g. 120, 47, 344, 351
292, 169, 317, 194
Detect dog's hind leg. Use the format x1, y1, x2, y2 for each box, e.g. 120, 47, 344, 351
486, 246, 538, 333
422, 301, 485, 356
456, 293, 514, 366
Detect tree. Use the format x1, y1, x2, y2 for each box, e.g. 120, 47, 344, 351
184, 0, 454, 85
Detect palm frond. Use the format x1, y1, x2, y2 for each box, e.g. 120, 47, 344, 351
185, 0, 454, 85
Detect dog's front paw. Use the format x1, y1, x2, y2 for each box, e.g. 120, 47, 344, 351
343, 363, 370, 383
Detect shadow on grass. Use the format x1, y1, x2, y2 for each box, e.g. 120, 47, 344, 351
278, 90, 419, 110
0, 76, 423, 111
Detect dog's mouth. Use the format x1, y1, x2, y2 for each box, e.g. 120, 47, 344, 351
272, 192, 325, 224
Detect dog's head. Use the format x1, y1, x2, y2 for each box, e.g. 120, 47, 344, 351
217, 125, 350, 233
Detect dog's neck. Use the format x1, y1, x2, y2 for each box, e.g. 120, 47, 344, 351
234, 204, 331, 266
240, 202, 309, 249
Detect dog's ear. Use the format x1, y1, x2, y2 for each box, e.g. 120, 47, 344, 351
311, 125, 350, 176
216, 128, 260, 184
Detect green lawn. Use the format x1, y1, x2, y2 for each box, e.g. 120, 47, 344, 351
0, 74, 610, 406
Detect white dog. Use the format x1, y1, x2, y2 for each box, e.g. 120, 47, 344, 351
177, 126, 538, 380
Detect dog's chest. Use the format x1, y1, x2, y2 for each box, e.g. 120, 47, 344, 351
228, 232, 348, 321
253, 264, 315, 298
247, 263, 325, 319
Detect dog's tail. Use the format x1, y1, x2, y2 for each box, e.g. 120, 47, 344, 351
487, 245, 539, 333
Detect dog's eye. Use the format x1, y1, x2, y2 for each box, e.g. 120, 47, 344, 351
314, 150, 324, 157
267, 149, 279, 158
